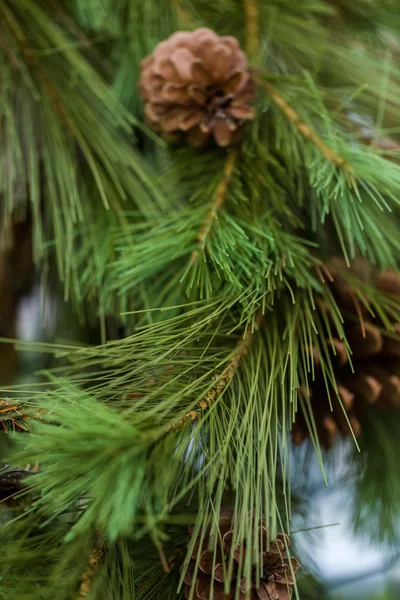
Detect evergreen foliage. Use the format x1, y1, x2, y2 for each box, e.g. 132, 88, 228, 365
0, 0, 400, 598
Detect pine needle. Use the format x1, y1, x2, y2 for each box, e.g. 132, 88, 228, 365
2, 4, 400, 599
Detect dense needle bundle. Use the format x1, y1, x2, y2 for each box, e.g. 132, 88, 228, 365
1, 2, 400, 599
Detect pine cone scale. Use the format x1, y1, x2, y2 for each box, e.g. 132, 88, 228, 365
173, 49, 200, 82
161, 83, 191, 105
180, 110, 205, 131
188, 84, 208, 105
196, 574, 233, 600
382, 323, 400, 356
254, 584, 269, 600
199, 548, 225, 574
376, 270, 400, 295
183, 563, 195, 585
213, 120, 235, 147
337, 385, 354, 410
346, 322, 383, 358
344, 373, 382, 404
265, 582, 293, 600
214, 560, 237, 583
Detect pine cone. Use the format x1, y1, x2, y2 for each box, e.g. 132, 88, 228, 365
139, 29, 256, 147
183, 509, 299, 600
293, 259, 400, 449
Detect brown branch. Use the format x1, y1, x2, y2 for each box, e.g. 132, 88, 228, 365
259, 80, 355, 176
157, 543, 171, 574
243, 0, 260, 60
76, 542, 104, 600
167, 310, 263, 433
190, 149, 239, 264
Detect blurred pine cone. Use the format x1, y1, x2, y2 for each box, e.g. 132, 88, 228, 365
183, 509, 299, 599
139, 28, 256, 147
293, 259, 400, 449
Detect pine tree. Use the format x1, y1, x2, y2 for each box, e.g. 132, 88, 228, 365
0, 1, 400, 599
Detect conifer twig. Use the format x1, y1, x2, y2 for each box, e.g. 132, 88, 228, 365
190, 149, 238, 264
76, 542, 104, 600
259, 80, 355, 175
157, 542, 171, 574
243, 0, 260, 59
167, 309, 263, 432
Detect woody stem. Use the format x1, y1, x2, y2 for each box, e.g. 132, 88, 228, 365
190, 149, 239, 263
166, 309, 263, 433
259, 79, 355, 175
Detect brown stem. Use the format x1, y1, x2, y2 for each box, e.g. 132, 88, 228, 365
157, 543, 171, 574
259, 79, 355, 176
243, 0, 260, 60
76, 542, 104, 600
166, 309, 263, 433
190, 149, 238, 264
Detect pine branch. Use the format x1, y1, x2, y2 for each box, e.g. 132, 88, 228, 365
190, 149, 238, 265
76, 542, 104, 599
166, 308, 263, 432
259, 79, 355, 175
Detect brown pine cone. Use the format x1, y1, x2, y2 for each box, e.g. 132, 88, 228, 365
139, 28, 256, 147
183, 509, 299, 600
293, 259, 400, 449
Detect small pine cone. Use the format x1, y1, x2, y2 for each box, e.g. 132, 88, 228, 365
293, 260, 400, 449
183, 509, 299, 600
139, 28, 256, 147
